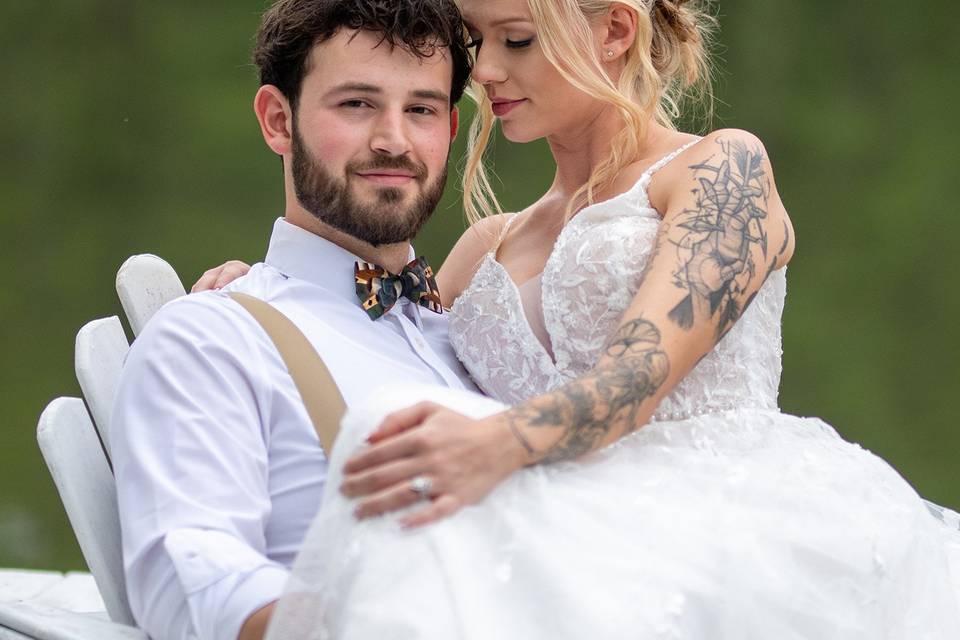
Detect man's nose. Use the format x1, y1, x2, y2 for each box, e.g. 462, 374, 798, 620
369, 110, 412, 157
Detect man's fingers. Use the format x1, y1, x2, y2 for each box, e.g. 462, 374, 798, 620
353, 481, 429, 520
367, 402, 442, 444
341, 458, 422, 498
399, 494, 460, 529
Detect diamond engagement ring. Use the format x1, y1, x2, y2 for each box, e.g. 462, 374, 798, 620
409, 475, 433, 499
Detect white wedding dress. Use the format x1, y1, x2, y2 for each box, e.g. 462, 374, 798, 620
267, 145, 960, 639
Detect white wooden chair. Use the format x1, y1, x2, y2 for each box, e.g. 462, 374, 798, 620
0, 255, 185, 640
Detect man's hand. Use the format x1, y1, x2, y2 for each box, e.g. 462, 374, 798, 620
341, 403, 529, 528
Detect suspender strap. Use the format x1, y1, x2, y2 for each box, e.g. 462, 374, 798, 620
228, 292, 346, 455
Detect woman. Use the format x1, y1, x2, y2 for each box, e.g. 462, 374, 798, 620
209, 0, 960, 637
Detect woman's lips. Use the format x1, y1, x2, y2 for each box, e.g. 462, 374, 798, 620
492, 99, 526, 117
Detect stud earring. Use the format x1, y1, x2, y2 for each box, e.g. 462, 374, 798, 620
606, 50, 615, 58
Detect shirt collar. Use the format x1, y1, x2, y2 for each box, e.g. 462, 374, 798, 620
263, 218, 419, 310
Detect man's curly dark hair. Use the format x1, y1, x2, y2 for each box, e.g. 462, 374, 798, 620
254, 0, 472, 111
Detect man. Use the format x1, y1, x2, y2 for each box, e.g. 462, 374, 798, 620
110, 2, 473, 639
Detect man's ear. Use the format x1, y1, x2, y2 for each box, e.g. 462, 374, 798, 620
450, 106, 460, 141
254, 85, 294, 155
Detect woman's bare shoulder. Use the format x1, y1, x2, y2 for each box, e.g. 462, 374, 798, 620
650, 128, 768, 184
436, 213, 516, 306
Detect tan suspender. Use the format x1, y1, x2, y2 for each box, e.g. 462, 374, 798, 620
228, 293, 346, 454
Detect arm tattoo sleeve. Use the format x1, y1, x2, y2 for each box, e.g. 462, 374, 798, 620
506, 318, 669, 464
668, 138, 772, 338
502, 137, 776, 464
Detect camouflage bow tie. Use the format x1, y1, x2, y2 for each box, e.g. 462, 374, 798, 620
355, 257, 443, 320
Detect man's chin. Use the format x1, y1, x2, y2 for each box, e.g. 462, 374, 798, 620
349, 184, 417, 208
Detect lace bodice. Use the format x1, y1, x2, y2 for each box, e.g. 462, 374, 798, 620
449, 143, 787, 420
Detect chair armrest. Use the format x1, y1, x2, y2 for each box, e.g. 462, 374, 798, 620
0, 601, 146, 640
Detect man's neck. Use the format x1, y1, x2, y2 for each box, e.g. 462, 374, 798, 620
284, 211, 412, 274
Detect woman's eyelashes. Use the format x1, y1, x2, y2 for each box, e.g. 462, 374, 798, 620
465, 36, 535, 52
505, 37, 534, 49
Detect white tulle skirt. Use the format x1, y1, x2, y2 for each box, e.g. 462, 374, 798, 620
267, 385, 960, 640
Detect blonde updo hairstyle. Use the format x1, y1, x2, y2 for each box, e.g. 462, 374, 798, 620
462, 0, 716, 224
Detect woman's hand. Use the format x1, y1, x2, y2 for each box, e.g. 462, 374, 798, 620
341, 402, 528, 528
191, 260, 251, 292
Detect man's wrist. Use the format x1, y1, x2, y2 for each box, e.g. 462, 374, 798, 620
238, 601, 277, 640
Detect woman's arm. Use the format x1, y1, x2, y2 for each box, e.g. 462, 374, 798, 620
502, 130, 793, 462
343, 130, 794, 525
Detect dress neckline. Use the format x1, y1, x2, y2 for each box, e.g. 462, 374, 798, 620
458, 137, 704, 371
488, 137, 703, 289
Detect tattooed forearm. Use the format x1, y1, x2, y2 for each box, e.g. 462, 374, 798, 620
505, 318, 669, 464
668, 138, 772, 338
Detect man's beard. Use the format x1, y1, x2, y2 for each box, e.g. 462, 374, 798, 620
291, 124, 447, 247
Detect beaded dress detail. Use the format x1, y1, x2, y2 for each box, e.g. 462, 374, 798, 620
267, 143, 960, 640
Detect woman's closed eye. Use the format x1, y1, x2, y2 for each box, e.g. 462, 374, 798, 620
465, 37, 533, 52
505, 38, 534, 49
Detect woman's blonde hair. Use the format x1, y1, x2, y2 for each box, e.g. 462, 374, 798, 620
461, 0, 716, 224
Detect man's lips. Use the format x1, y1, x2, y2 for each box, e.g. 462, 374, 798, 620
491, 99, 526, 117
355, 171, 417, 186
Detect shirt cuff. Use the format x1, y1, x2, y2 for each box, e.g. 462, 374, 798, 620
165, 528, 289, 640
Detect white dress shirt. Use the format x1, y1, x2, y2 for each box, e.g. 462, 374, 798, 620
111, 218, 477, 640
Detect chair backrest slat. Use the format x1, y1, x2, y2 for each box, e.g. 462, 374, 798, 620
116, 254, 186, 337
75, 317, 130, 460
37, 254, 190, 630
37, 398, 134, 626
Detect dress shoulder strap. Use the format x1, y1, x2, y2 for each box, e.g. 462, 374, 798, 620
490, 212, 520, 256
500, 212, 520, 236
644, 137, 703, 179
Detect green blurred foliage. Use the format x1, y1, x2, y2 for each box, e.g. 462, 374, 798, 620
1, 1, 957, 571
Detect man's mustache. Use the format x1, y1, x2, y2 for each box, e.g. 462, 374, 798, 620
347, 156, 428, 182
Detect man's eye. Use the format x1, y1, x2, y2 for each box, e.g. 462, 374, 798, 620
506, 38, 533, 49
341, 100, 371, 108
409, 106, 436, 116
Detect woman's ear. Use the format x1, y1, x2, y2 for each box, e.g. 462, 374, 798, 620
600, 2, 639, 61
254, 85, 294, 155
